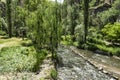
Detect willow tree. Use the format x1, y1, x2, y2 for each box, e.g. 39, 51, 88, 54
84, 0, 89, 43
6, 0, 12, 38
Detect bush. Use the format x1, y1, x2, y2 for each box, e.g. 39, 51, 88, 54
33, 49, 48, 72
102, 22, 120, 43
86, 36, 120, 56
61, 35, 73, 45
0, 30, 6, 36
50, 69, 57, 80
86, 42, 98, 51
96, 44, 120, 56
21, 40, 33, 47
87, 38, 105, 45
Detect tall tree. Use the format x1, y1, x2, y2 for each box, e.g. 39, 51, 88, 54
6, 0, 12, 38
84, 0, 89, 43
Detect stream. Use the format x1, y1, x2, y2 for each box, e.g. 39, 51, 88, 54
57, 46, 117, 80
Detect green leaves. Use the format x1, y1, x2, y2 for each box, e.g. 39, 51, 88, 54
26, 0, 61, 50
98, 0, 120, 25
0, 46, 37, 73
102, 22, 120, 42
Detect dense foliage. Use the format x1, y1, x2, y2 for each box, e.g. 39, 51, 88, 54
0, 0, 120, 75
61, 0, 120, 56
102, 22, 120, 43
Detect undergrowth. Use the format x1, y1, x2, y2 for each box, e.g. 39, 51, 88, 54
61, 35, 120, 56
0, 46, 37, 73
0, 46, 48, 74
82, 38, 120, 56
50, 68, 58, 80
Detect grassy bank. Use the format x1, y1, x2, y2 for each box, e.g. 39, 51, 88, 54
86, 38, 120, 56
61, 35, 120, 56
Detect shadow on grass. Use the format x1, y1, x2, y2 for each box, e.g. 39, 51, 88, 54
0, 36, 9, 39
21, 42, 33, 47
21, 39, 33, 47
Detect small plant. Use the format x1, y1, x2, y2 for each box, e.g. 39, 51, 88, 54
0, 30, 6, 36
50, 69, 58, 80
61, 35, 73, 45
33, 49, 48, 72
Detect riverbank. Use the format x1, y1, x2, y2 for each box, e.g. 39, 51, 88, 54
68, 46, 120, 79
61, 35, 120, 57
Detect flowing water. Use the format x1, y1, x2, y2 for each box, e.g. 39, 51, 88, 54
57, 46, 116, 80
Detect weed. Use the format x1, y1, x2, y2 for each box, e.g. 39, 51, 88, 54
50, 68, 57, 80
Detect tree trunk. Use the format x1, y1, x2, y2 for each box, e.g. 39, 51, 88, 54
6, 0, 12, 38
84, 0, 89, 43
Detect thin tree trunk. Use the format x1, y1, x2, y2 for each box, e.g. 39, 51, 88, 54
6, 0, 12, 38
84, 0, 89, 43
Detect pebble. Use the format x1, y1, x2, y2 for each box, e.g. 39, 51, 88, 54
98, 67, 103, 71
103, 70, 108, 74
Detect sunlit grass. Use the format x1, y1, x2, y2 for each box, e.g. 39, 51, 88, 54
96, 44, 120, 56
87, 38, 120, 56
0, 36, 48, 74
0, 46, 48, 74
1, 0, 5, 3
0, 46, 37, 73
0, 36, 32, 49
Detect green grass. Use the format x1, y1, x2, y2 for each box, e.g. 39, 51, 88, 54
0, 37, 33, 49
0, 39, 12, 44
96, 44, 120, 56
0, 31, 6, 36
33, 49, 48, 72
0, 46, 48, 73
0, 36, 49, 73
61, 35, 79, 46
61, 35, 73, 45
50, 69, 57, 79
1, 0, 6, 3
61, 35, 120, 56
86, 38, 120, 56
0, 46, 37, 73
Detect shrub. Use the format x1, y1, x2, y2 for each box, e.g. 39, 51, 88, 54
0, 30, 6, 36
21, 40, 33, 47
33, 49, 48, 72
50, 69, 57, 80
61, 35, 73, 45
102, 22, 120, 43
87, 38, 105, 45
96, 44, 120, 56
86, 42, 98, 51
